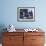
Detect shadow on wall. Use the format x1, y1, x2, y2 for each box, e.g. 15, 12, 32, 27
0, 24, 7, 43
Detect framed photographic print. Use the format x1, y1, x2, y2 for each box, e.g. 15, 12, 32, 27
17, 7, 35, 22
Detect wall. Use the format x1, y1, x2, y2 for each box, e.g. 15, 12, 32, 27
0, 0, 46, 29
0, 0, 46, 30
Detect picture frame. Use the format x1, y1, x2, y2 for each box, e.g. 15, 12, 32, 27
17, 7, 35, 22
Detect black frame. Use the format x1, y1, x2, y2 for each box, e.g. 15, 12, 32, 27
17, 7, 35, 22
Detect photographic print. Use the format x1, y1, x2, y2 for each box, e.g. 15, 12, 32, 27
17, 7, 35, 22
